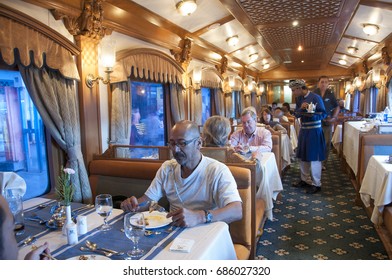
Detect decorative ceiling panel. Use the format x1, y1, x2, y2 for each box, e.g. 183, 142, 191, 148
259, 23, 335, 49
238, 0, 343, 24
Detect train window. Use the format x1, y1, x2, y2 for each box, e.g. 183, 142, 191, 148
130, 81, 165, 148
0, 70, 49, 200
201, 87, 211, 124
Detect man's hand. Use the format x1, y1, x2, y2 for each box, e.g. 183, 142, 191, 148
25, 242, 50, 260
120, 196, 139, 212
166, 208, 204, 227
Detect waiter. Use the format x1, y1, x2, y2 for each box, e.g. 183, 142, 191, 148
290, 79, 327, 194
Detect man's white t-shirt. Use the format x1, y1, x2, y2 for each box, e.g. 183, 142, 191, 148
145, 155, 241, 212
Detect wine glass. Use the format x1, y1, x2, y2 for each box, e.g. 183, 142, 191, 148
95, 194, 113, 231
123, 212, 145, 258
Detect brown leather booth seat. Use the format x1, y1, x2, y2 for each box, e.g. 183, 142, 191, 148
383, 206, 392, 237
88, 159, 168, 208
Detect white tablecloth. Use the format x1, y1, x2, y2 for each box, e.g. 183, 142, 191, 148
332, 124, 342, 152
343, 121, 366, 175
290, 124, 298, 150
281, 134, 293, 169
256, 152, 283, 220
360, 155, 392, 225
19, 198, 236, 260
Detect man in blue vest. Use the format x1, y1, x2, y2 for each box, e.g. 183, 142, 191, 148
290, 79, 327, 194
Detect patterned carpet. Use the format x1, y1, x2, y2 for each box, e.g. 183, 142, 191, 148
256, 152, 389, 260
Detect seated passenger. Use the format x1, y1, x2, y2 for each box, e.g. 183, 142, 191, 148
203, 115, 260, 162
260, 108, 287, 135
121, 120, 242, 227
230, 106, 272, 155
273, 107, 289, 123
0, 195, 51, 260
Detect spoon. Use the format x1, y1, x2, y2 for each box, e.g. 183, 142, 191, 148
79, 246, 113, 257
18, 235, 37, 247
85, 240, 124, 256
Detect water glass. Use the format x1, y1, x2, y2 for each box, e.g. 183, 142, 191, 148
95, 194, 113, 231
5, 192, 25, 235
124, 212, 145, 258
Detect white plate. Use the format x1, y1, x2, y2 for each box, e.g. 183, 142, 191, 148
66, 254, 111, 260
135, 211, 172, 229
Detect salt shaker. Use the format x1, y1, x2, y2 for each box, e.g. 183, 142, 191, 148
77, 215, 88, 235
66, 222, 78, 245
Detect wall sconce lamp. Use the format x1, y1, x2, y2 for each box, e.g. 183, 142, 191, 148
192, 66, 202, 90
176, 0, 197, 16
229, 75, 235, 88
226, 36, 239, 47
362, 23, 379, 36
86, 38, 116, 88
373, 68, 381, 84
354, 76, 362, 88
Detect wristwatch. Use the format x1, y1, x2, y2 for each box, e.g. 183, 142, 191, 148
204, 210, 213, 223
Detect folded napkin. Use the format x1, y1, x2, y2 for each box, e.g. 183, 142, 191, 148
0, 172, 26, 197
169, 238, 195, 253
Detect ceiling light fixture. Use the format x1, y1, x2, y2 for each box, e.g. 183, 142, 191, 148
338, 58, 347, 65
249, 53, 259, 62
362, 23, 379, 36
292, 20, 299, 27
226, 35, 239, 47
176, 0, 197, 16
347, 46, 358, 54
263, 63, 270, 69
298, 45, 303, 51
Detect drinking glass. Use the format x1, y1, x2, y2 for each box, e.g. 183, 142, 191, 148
5, 191, 25, 236
123, 212, 145, 258
95, 194, 113, 231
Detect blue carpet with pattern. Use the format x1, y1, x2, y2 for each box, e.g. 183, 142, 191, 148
256, 153, 389, 260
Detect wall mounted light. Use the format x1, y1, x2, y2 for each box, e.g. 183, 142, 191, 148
362, 23, 379, 36
373, 68, 381, 84
345, 81, 351, 92
347, 46, 358, 55
226, 36, 239, 47
355, 76, 362, 88
192, 66, 202, 90
176, 0, 197, 16
229, 75, 235, 88
86, 38, 116, 88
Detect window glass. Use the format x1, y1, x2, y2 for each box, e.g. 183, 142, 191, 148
283, 85, 292, 103
129, 81, 165, 158
201, 87, 211, 124
273, 85, 281, 103
0, 70, 49, 200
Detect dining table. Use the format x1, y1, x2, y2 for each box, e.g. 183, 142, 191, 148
342, 120, 367, 176
331, 124, 342, 154
17, 198, 237, 260
359, 155, 392, 225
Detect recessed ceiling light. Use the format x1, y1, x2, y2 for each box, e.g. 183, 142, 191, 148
301, 60, 304, 63
298, 45, 303, 51
292, 20, 299, 27
347, 46, 358, 54
176, 0, 197, 16
249, 53, 259, 62
339, 58, 347, 65
362, 23, 379, 36
226, 35, 239, 47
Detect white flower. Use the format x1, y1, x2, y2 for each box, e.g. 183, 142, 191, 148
63, 168, 75, 175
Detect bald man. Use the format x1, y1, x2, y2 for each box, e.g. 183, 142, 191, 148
121, 120, 242, 228
0, 195, 50, 259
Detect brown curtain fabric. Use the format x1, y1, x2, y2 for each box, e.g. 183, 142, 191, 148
169, 83, 185, 123
112, 49, 183, 85
0, 16, 79, 80
110, 82, 131, 145
18, 64, 91, 203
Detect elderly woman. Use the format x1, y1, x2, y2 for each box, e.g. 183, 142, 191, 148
260, 108, 287, 135
202, 115, 261, 162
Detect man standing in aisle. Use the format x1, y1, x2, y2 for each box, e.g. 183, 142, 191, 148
290, 80, 327, 194
314, 76, 339, 170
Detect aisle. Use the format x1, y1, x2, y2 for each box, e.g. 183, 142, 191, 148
255, 153, 389, 260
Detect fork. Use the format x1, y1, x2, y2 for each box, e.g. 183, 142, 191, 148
164, 225, 174, 233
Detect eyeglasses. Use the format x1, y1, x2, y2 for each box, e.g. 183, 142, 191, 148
168, 137, 199, 149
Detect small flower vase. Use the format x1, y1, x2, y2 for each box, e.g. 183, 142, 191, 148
62, 205, 73, 236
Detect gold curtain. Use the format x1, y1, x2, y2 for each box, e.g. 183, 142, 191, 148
0, 15, 80, 80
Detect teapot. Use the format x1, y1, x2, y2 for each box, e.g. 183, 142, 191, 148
307, 102, 316, 112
